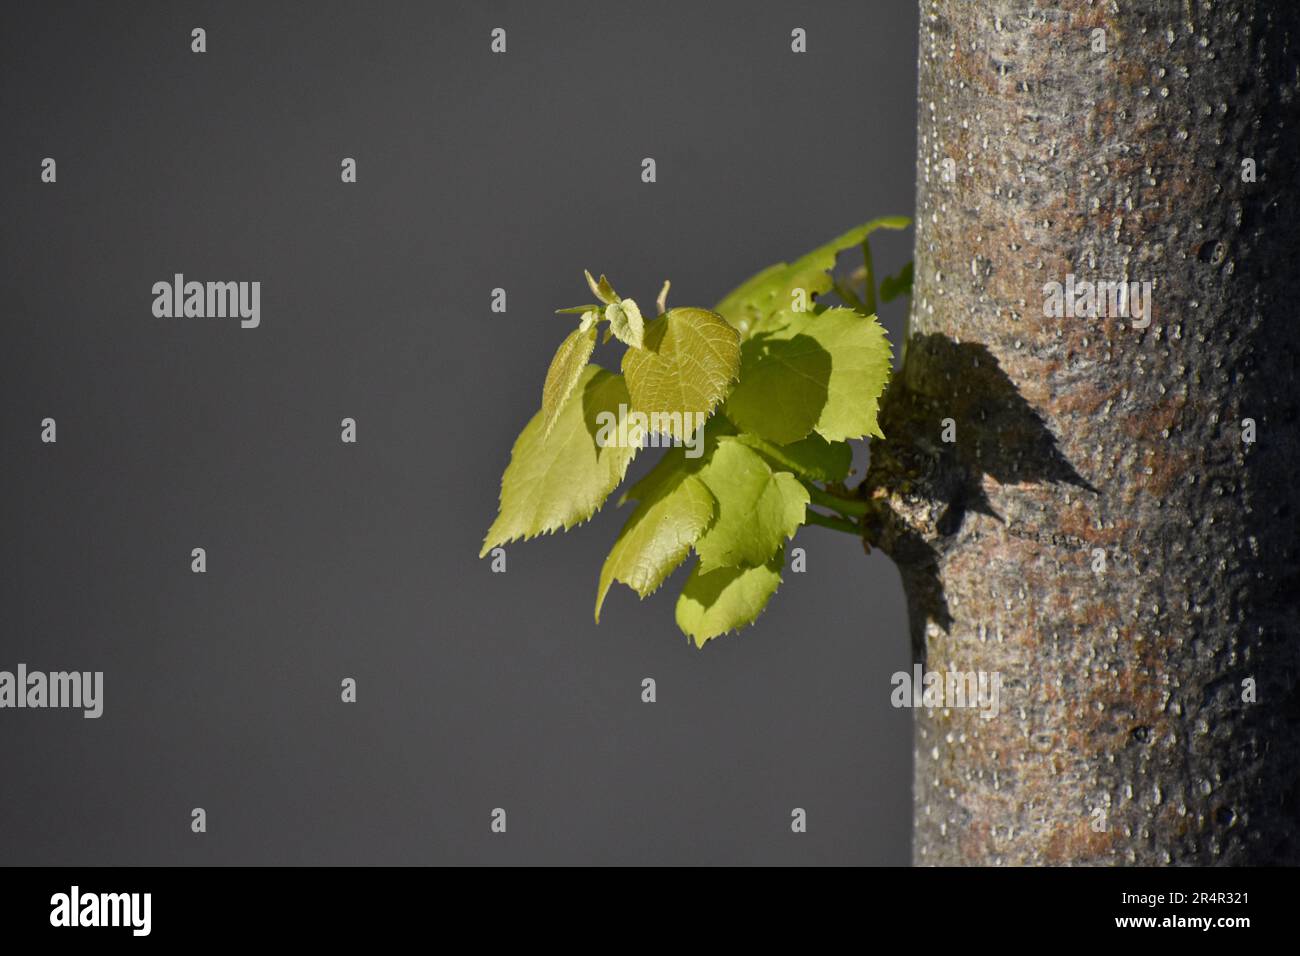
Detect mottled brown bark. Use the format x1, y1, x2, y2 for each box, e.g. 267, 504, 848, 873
866, 0, 1300, 864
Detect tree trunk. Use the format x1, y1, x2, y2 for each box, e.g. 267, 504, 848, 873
867, 0, 1300, 864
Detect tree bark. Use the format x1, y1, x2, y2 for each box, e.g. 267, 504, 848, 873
867, 0, 1300, 864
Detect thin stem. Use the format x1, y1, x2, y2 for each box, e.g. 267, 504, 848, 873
804, 481, 870, 518
656, 279, 671, 315
804, 509, 862, 536
861, 237, 878, 316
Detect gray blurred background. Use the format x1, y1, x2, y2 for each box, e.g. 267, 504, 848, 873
0, 0, 918, 865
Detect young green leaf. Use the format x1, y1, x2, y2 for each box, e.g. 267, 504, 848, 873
712, 262, 785, 337
693, 440, 808, 571
622, 307, 740, 442
555, 304, 603, 315
481, 365, 638, 556
675, 552, 784, 647
595, 472, 715, 622
605, 299, 645, 349
715, 216, 910, 336
726, 432, 852, 483
484, 220, 907, 645
540, 322, 600, 437
585, 270, 619, 305
617, 414, 736, 506
724, 307, 892, 444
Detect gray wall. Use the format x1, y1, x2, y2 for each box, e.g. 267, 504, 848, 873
0, 0, 918, 865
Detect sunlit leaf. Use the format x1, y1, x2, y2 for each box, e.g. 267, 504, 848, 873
623, 307, 740, 442
595, 473, 715, 621
675, 552, 784, 647
715, 217, 910, 336
541, 322, 600, 437
693, 440, 808, 571
724, 306, 891, 444
482, 366, 638, 555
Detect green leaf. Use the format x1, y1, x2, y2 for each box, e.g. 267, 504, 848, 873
481, 365, 638, 556
555, 304, 603, 315
693, 440, 808, 571
675, 552, 784, 647
585, 270, 619, 305
724, 306, 892, 444
605, 298, 645, 349
540, 322, 599, 437
715, 217, 910, 336
618, 415, 736, 506
727, 432, 852, 483
880, 261, 914, 303
622, 307, 740, 442
595, 472, 715, 622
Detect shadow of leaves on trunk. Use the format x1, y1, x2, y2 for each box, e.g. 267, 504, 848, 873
865, 333, 1096, 661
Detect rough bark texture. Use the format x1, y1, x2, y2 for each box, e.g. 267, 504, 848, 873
867, 0, 1300, 864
